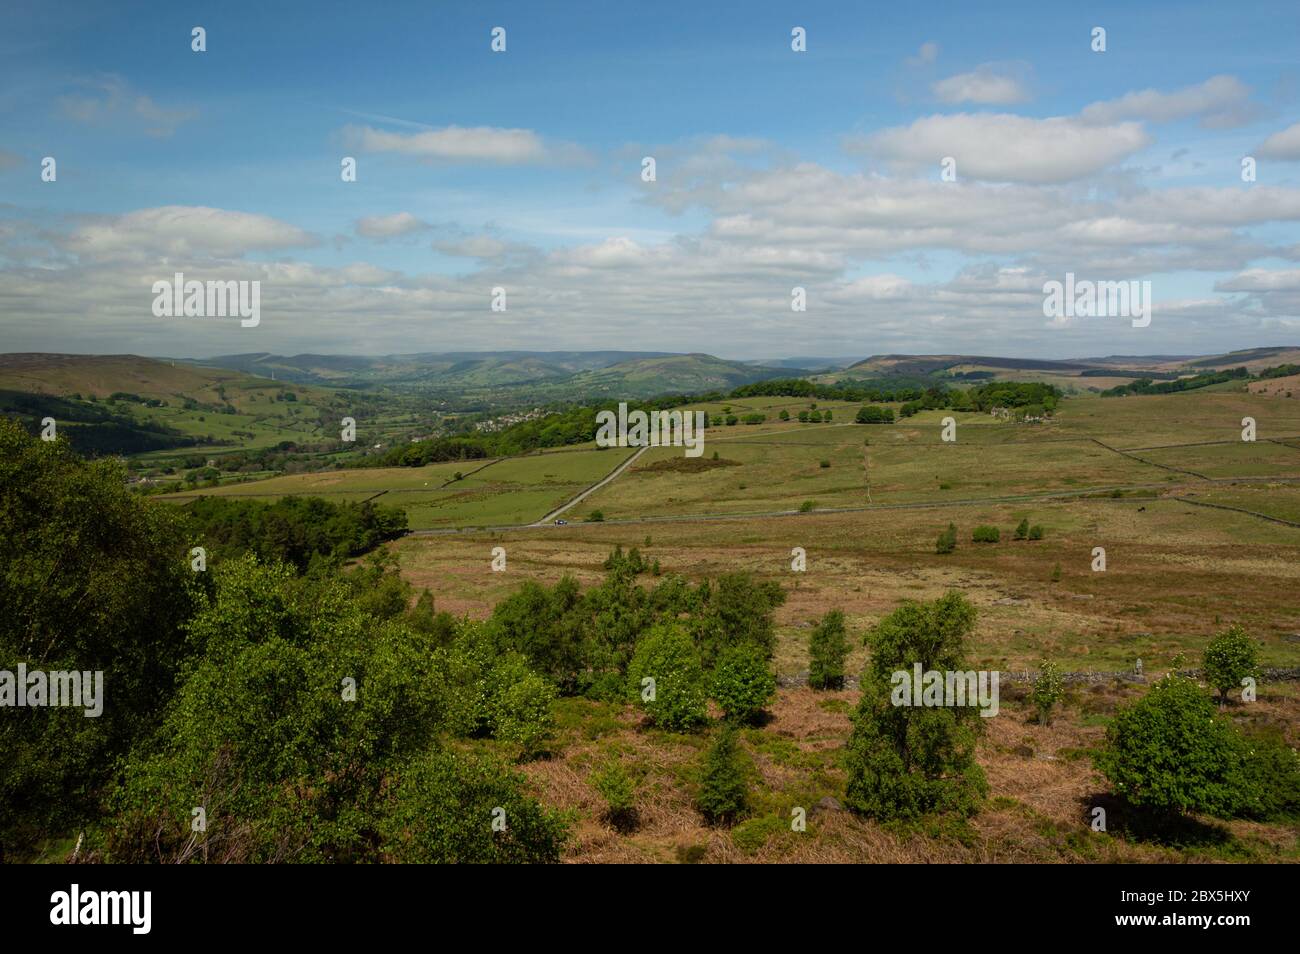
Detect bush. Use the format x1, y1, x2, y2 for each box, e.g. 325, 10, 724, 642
587, 510, 605, 522
626, 624, 708, 731
819, 459, 830, 468
779, 409, 790, 421
972, 525, 999, 543
696, 727, 749, 824
843, 593, 988, 820
1014, 518, 1029, 540
855, 405, 894, 424
712, 644, 776, 723
1096, 674, 1248, 818
935, 523, 957, 554
799, 500, 815, 513
1202, 624, 1259, 705
808, 609, 848, 690
1028, 525, 1044, 540
1031, 660, 1065, 725
591, 759, 638, 831
380, 749, 568, 863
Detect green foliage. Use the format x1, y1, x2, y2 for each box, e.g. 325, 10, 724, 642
971, 525, 1000, 543
1028, 525, 1044, 540
855, 405, 895, 424
627, 624, 708, 731
711, 644, 777, 724
799, 499, 815, 512
843, 593, 988, 821
185, 495, 407, 573
591, 759, 638, 830
1031, 660, 1065, 725
935, 522, 957, 554
587, 510, 605, 522
696, 727, 749, 824
1201, 624, 1260, 704
808, 609, 848, 690
1014, 518, 1030, 540
1096, 674, 1251, 819
0, 419, 198, 858
1050, 562, 1061, 582
688, 573, 786, 667
380, 749, 568, 863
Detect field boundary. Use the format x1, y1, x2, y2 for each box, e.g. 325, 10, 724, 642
1169, 495, 1300, 528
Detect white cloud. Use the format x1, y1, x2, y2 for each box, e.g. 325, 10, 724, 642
342, 124, 559, 164
1257, 121, 1300, 161
932, 66, 1030, 105
849, 113, 1151, 183
906, 42, 939, 67
62, 206, 317, 261
1081, 75, 1253, 128
355, 212, 429, 238
56, 74, 198, 137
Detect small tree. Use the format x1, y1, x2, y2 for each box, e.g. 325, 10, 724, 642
1096, 674, 1248, 818
844, 593, 988, 820
779, 409, 790, 421
808, 609, 848, 690
591, 759, 638, 831
972, 525, 999, 543
696, 726, 749, 824
935, 522, 957, 554
712, 644, 776, 723
1014, 518, 1029, 540
1031, 660, 1064, 725
1202, 624, 1259, 707
626, 624, 708, 731
1028, 525, 1044, 540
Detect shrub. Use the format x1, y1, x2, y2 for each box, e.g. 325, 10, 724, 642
1050, 562, 1061, 582
808, 609, 848, 690
587, 510, 605, 522
1014, 518, 1029, 540
972, 525, 999, 543
799, 500, 815, 512
1201, 624, 1259, 705
1028, 525, 1044, 540
935, 523, 957, 554
843, 593, 988, 820
591, 759, 638, 831
696, 727, 749, 824
1096, 674, 1248, 818
819, 459, 830, 468
712, 644, 776, 724
779, 409, 790, 421
380, 749, 568, 863
626, 624, 708, 731
1031, 660, 1065, 725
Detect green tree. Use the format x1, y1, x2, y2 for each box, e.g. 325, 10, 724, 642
843, 593, 988, 820
1031, 660, 1065, 725
627, 624, 708, 731
1014, 518, 1030, 540
711, 644, 776, 723
0, 419, 198, 858
808, 609, 848, 690
380, 749, 568, 863
935, 522, 957, 554
1096, 674, 1249, 818
696, 727, 749, 824
1202, 624, 1260, 706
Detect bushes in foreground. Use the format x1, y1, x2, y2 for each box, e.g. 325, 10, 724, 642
844, 593, 988, 820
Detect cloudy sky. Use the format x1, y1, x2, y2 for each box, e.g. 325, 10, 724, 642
2, 0, 1300, 360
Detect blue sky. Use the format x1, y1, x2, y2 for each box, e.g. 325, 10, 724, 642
2, 0, 1299, 358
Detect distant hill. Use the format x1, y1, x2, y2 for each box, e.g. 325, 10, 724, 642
0, 353, 260, 400
178, 351, 678, 387
559, 353, 794, 398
